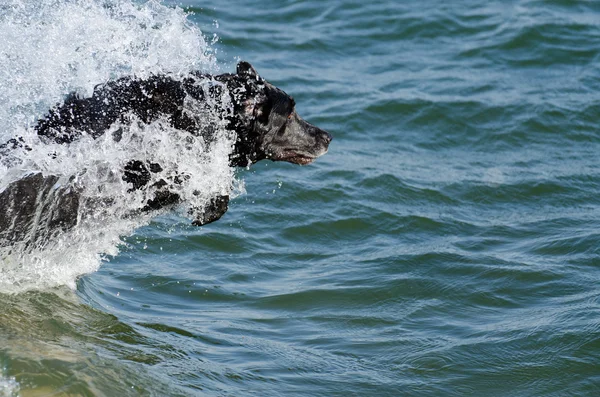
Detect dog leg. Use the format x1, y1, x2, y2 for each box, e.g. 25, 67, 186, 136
191, 195, 229, 226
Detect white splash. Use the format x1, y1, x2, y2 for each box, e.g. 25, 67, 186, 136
0, 0, 240, 293
0, 363, 19, 397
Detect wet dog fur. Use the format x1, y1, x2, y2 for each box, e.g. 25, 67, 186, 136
0, 62, 332, 245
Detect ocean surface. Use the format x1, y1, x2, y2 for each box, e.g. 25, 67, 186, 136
1, 0, 600, 395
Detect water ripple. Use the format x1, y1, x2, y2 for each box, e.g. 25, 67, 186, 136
2, 0, 600, 395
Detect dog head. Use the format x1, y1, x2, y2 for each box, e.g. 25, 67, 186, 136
225, 62, 332, 167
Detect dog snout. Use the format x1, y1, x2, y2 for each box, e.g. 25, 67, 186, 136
314, 127, 332, 148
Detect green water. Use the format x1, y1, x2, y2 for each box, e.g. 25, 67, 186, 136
2, 0, 600, 395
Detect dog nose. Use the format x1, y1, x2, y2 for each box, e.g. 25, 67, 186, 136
319, 129, 333, 145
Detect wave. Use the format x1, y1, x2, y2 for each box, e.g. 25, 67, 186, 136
0, 0, 234, 293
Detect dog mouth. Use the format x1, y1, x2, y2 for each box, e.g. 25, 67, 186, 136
271, 149, 324, 165
287, 153, 316, 165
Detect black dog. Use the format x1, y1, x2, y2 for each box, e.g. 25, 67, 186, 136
0, 62, 331, 247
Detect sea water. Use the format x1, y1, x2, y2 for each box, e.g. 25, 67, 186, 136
1, 0, 600, 395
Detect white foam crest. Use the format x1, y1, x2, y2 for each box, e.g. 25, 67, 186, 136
0, 362, 19, 397
0, 0, 240, 293
0, 125, 237, 293
0, 377, 19, 397
0, 0, 217, 134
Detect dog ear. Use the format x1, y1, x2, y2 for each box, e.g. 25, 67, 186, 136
237, 61, 260, 81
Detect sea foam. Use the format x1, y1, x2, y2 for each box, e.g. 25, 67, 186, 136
0, 0, 238, 293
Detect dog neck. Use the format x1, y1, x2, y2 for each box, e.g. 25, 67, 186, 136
211, 73, 268, 167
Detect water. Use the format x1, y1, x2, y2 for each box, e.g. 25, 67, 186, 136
1, 0, 599, 395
